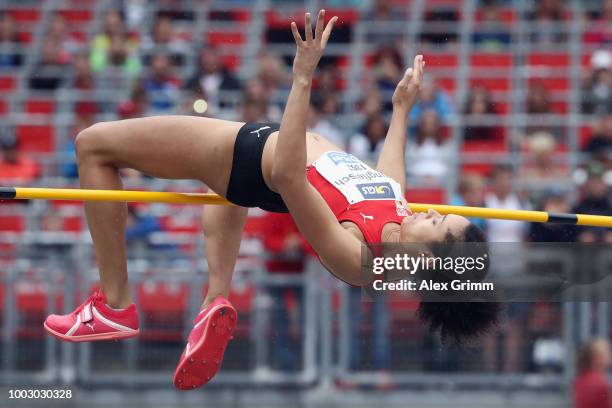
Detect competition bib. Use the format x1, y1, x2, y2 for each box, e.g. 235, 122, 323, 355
312, 151, 403, 205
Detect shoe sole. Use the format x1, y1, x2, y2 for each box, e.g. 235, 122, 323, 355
44, 322, 139, 342
173, 303, 237, 390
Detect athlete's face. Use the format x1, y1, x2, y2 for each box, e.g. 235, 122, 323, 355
400, 209, 470, 243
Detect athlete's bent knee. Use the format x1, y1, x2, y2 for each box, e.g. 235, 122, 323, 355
75, 122, 112, 165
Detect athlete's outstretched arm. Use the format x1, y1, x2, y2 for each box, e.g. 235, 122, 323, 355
273, 10, 337, 181
376, 55, 424, 192
272, 11, 363, 285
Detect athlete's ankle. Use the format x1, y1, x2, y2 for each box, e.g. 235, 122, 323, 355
105, 293, 132, 309
201, 292, 228, 310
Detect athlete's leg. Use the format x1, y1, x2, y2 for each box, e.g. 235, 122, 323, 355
75, 116, 243, 307
201, 204, 248, 308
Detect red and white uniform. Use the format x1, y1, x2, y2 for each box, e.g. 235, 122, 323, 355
306, 151, 410, 244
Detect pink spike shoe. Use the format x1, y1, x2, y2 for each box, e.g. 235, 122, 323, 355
173, 296, 237, 390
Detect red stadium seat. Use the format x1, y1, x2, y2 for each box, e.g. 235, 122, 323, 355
0, 100, 7, 116
528, 77, 569, 91
474, 8, 516, 24
470, 77, 511, 91
58, 9, 93, 23
8, 9, 40, 22
0, 215, 25, 232
0, 76, 17, 92
527, 52, 570, 67
470, 52, 512, 68
243, 216, 267, 238
406, 189, 446, 205
425, 52, 458, 68
16, 125, 54, 152
207, 31, 246, 46
25, 99, 56, 114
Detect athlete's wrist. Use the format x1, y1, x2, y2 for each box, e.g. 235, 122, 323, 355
292, 74, 313, 87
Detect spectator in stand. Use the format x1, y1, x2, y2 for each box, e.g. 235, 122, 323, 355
47, 13, 77, 63
348, 111, 387, 165
484, 165, 528, 243
90, 10, 140, 78
529, 190, 577, 242
419, 6, 460, 45
520, 131, 569, 185
117, 82, 149, 119
70, 52, 99, 117
472, 0, 512, 51
0, 11, 23, 67
482, 165, 528, 373
362, 0, 407, 45
256, 53, 289, 97
582, 50, 612, 115
463, 85, 500, 141
0, 138, 38, 184
526, 0, 568, 45
583, 0, 612, 46
406, 109, 451, 182
525, 82, 561, 138
573, 163, 612, 244
315, 64, 342, 95
29, 39, 67, 90
573, 339, 611, 408
409, 78, 454, 123
139, 53, 181, 115
450, 172, 487, 230
61, 114, 94, 179
260, 211, 307, 372
122, 0, 146, 29
184, 47, 241, 116
345, 286, 393, 390
372, 46, 403, 111
308, 95, 345, 148
239, 78, 278, 122
359, 87, 384, 116
584, 114, 612, 167
142, 14, 189, 66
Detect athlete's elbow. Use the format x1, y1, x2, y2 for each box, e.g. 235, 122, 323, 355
270, 165, 299, 189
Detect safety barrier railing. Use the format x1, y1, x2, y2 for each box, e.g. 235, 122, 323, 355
0, 240, 610, 390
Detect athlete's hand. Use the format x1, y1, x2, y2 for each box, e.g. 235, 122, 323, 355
391, 55, 425, 112
291, 10, 338, 81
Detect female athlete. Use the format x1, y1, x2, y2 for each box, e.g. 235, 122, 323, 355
43, 10, 499, 390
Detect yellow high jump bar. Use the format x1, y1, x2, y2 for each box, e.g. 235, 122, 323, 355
1, 187, 611, 228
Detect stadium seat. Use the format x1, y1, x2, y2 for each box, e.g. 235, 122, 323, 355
0, 215, 25, 232
406, 189, 446, 205
16, 125, 54, 152
470, 52, 512, 68
527, 52, 570, 67
0, 76, 17, 93
25, 99, 56, 115
425, 52, 458, 68
8, 9, 41, 22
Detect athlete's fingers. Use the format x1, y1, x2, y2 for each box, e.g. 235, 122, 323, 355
412, 55, 424, 84
315, 9, 325, 43
291, 21, 303, 45
321, 16, 338, 48
305, 12, 313, 44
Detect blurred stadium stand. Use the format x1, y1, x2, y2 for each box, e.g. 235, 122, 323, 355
0, 0, 611, 407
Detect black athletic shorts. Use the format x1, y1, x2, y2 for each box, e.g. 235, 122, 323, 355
225, 122, 289, 213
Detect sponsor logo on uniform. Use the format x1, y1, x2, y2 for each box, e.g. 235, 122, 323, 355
328, 151, 361, 166
356, 182, 396, 200
395, 200, 410, 216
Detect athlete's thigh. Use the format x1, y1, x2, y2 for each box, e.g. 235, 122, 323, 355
87, 116, 244, 196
